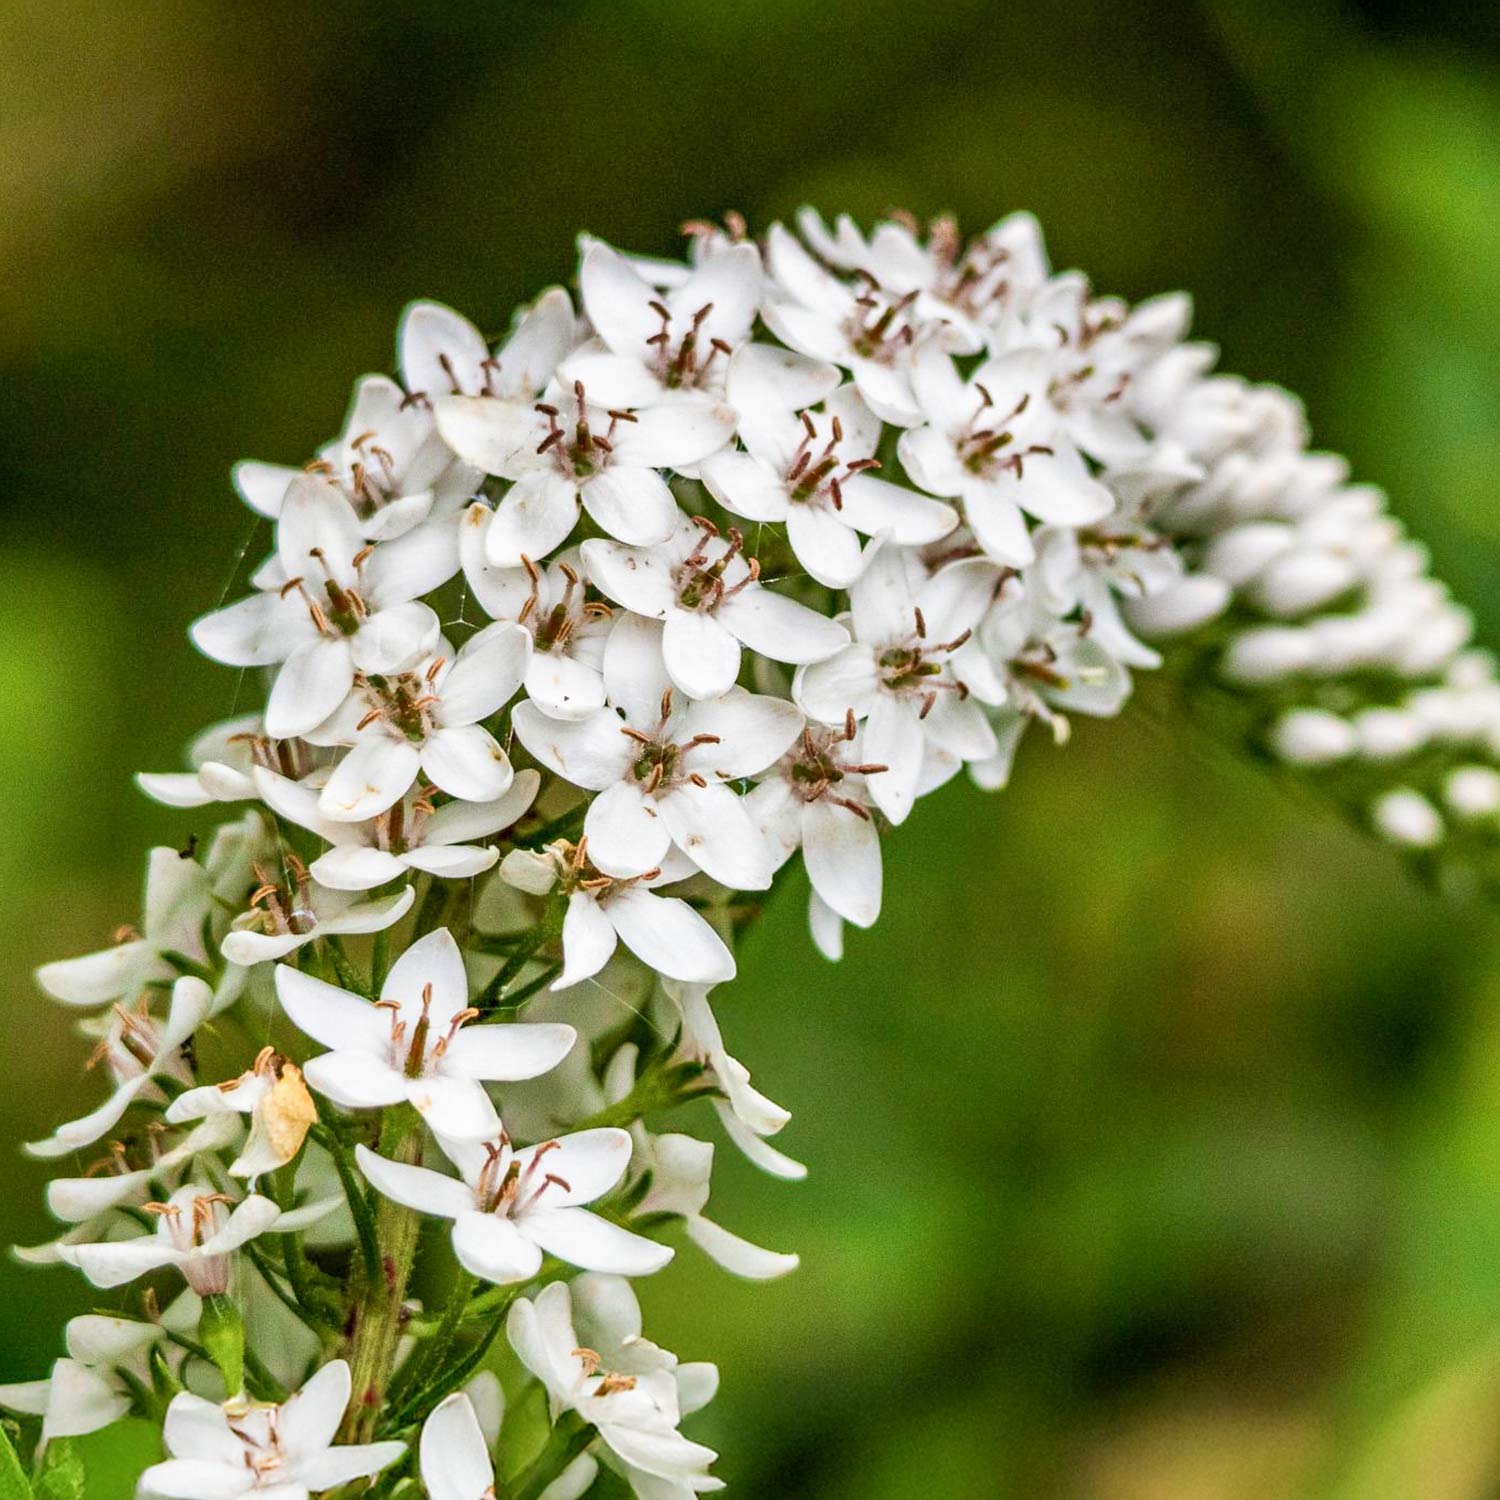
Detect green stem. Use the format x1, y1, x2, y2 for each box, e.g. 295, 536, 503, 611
340, 1107, 425, 1444
386, 1289, 521, 1430
311, 1112, 381, 1289
324, 936, 371, 997
389, 1269, 474, 1408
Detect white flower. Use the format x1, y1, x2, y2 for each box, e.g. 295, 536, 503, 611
402, 290, 578, 405
897, 341, 1114, 566
220, 864, 414, 966
255, 765, 540, 890
513, 616, 801, 887
562, 239, 763, 407
701, 383, 958, 588
581, 514, 849, 700
632, 1128, 799, 1281
36, 846, 212, 1009
746, 713, 886, 930
795, 547, 1000, 824
136, 1359, 405, 1499
500, 840, 736, 989
59, 1182, 334, 1295
954, 584, 1133, 745
795, 207, 1052, 345
26, 976, 210, 1160
166, 1048, 318, 1183
419, 1393, 496, 1500
660, 984, 805, 1181
234, 369, 477, 543
191, 476, 455, 739
310, 620, 528, 822
136, 714, 331, 810
357, 1124, 670, 1283
1372, 788, 1444, 849
19, 1117, 239, 1266
459, 521, 613, 720
762, 223, 974, 425
275, 927, 575, 1140
434, 378, 734, 567
508, 1278, 721, 1494
0, 1305, 197, 1443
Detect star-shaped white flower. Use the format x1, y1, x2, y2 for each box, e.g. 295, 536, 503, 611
434, 379, 734, 567
561, 239, 763, 408
499, 839, 736, 989
897, 341, 1115, 566
308, 621, 529, 822
136, 1360, 405, 1500
220, 865, 414, 967
794, 547, 1001, 824
701, 382, 958, 588
26, 976, 211, 1160
582, 514, 849, 700
60, 1182, 335, 1295
191, 476, 456, 739
255, 765, 539, 890
357, 1124, 670, 1284
458, 521, 614, 721
275, 927, 575, 1140
508, 1278, 721, 1495
512, 616, 801, 887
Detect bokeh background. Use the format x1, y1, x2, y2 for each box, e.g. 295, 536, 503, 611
4, 0, 1500, 1494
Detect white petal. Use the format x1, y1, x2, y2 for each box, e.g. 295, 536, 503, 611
354, 1145, 472, 1219
232, 460, 297, 518
964, 482, 1035, 567
318, 735, 422, 822
579, 774, 669, 876
604, 886, 736, 983
660, 781, 776, 889
521, 1207, 673, 1275
837, 473, 958, 545
452, 1211, 544, 1284
277, 476, 363, 587
440, 622, 530, 725
36, 940, 156, 1008
680, 688, 804, 777
406, 1075, 501, 1140
554, 892, 619, 990
801, 798, 881, 927
484, 471, 581, 566
382, 927, 470, 1029
579, 468, 679, 547
785, 501, 865, 588
402, 301, 491, 396
401, 844, 497, 879
611, 401, 736, 470
420, 1393, 494, 1500
190, 590, 305, 668
266, 637, 355, 740
663, 609, 742, 700
699, 451, 790, 523
310, 845, 408, 891
421, 724, 514, 803
304, 1052, 408, 1111
499, 287, 578, 397
512, 703, 632, 791
442, 1022, 577, 1082
421, 770, 540, 843
297, 1443, 407, 1492
434, 396, 542, 478
863, 695, 923, 824
133, 1459, 250, 1499
65, 1237, 181, 1290
348, 599, 443, 672
510, 1128, 633, 1209
717, 588, 849, 665
276, 965, 387, 1053
685, 1215, 800, 1280
917, 556, 1003, 642
578, 243, 660, 357
524, 649, 607, 721
579, 538, 677, 617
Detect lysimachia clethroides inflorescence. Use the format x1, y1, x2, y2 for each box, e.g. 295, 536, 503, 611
7, 206, 1500, 1499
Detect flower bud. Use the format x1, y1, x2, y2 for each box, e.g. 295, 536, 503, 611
1270, 709, 1357, 766
1371, 789, 1443, 849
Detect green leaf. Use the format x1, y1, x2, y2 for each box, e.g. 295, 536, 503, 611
30, 1439, 85, 1500
0, 1425, 28, 1500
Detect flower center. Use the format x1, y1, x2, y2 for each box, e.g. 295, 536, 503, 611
377, 981, 477, 1079
247, 857, 318, 936
875, 610, 972, 716
280, 545, 375, 638
475, 1136, 573, 1217
619, 688, 721, 795
955, 385, 1049, 478
518, 557, 610, 653
846, 276, 919, 363
675, 517, 759, 612
356, 660, 445, 743
784, 412, 881, 509
535, 382, 637, 481
646, 298, 732, 391
784, 713, 887, 817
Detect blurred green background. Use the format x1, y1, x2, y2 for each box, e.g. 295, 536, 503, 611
5, 0, 1500, 1494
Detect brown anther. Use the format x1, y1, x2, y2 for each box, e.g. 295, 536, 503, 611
913, 607, 927, 639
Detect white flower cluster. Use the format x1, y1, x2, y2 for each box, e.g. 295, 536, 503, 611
10, 208, 1494, 1498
